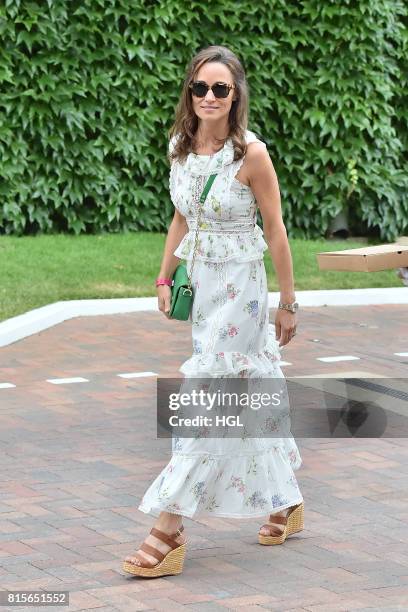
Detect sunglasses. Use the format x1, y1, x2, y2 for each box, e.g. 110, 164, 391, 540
189, 80, 235, 99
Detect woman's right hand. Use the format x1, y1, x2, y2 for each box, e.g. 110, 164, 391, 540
157, 285, 172, 318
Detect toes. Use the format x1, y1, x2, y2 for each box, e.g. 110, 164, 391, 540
259, 524, 284, 536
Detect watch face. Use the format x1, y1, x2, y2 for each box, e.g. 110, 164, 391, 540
279, 302, 298, 312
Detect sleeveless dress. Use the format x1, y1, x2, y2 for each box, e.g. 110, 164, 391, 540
138, 129, 304, 519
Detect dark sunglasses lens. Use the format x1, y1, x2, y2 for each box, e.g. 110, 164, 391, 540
191, 82, 208, 97
212, 84, 230, 98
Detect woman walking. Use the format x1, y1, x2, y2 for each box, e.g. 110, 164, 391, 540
123, 45, 304, 577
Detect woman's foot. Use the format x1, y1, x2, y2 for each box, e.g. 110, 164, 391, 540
125, 513, 186, 568
259, 507, 292, 537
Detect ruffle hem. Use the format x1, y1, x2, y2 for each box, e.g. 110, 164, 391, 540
179, 322, 283, 378
138, 442, 303, 519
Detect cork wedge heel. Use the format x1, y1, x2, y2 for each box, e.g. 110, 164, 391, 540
258, 502, 304, 545
123, 525, 186, 578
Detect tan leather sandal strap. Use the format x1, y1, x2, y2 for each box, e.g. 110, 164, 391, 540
131, 551, 158, 568
150, 527, 180, 549
261, 524, 284, 535
140, 542, 165, 562
268, 515, 287, 525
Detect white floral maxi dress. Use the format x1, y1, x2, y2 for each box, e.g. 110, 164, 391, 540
138, 129, 304, 519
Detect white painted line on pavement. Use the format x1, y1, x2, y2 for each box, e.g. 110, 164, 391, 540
46, 377, 90, 384
394, 352, 408, 357
117, 372, 158, 378
0, 382, 16, 389
317, 355, 361, 363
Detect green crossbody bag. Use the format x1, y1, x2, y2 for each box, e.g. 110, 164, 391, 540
169, 173, 217, 320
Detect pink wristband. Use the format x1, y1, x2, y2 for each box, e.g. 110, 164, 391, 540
156, 277, 172, 287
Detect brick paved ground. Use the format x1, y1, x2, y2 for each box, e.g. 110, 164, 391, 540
0, 305, 407, 612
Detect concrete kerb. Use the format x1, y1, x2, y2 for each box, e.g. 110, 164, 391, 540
0, 287, 407, 348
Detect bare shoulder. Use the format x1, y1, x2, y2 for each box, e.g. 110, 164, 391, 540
235, 135, 271, 186
245, 140, 269, 163
245, 140, 275, 184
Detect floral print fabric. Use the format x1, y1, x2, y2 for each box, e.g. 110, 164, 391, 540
138, 130, 303, 519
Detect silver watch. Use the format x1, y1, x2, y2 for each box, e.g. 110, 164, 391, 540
278, 301, 299, 313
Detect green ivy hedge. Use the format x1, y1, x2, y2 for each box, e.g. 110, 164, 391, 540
1, 0, 407, 240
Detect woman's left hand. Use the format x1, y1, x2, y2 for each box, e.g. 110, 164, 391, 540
275, 309, 298, 347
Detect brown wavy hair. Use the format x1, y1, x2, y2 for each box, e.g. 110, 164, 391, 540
168, 45, 249, 164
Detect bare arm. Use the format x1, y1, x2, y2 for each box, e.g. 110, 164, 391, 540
245, 142, 295, 303
158, 208, 188, 278
157, 208, 188, 317
244, 142, 297, 346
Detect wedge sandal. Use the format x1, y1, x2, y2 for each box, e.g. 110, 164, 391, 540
258, 501, 304, 545
123, 524, 186, 577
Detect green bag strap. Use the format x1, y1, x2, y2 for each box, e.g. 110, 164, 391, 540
199, 173, 217, 203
